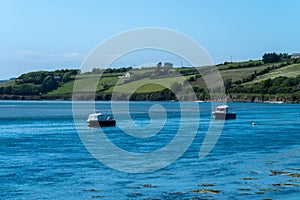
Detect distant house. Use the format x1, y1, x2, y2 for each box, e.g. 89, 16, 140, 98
54, 76, 61, 82
164, 62, 173, 68
118, 72, 130, 78
15, 78, 23, 84
291, 53, 300, 59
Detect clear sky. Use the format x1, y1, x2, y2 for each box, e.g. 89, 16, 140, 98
1, 0, 300, 79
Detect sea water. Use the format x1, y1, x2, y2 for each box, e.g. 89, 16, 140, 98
0, 101, 299, 199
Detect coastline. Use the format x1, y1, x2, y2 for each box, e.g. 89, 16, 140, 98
0, 95, 298, 104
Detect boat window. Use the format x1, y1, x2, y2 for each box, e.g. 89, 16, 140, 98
216, 107, 228, 112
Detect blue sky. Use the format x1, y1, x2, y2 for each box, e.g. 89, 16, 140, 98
0, 0, 300, 79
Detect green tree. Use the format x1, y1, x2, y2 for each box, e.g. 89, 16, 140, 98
102, 82, 109, 90
92, 68, 101, 74
171, 82, 182, 93
262, 53, 280, 63
224, 78, 232, 93
42, 76, 58, 92
62, 72, 72, 82
19, 71, 48, 84
12, 84, 42, 95
3, 86, 12, 94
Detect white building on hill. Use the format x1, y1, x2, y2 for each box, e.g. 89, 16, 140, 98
291, 53, 300, 59
118, 72, 130, 78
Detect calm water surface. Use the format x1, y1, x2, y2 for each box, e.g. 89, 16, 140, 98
0, 101, 299, 199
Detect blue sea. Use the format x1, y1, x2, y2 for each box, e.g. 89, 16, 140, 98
0, 101, 299, 199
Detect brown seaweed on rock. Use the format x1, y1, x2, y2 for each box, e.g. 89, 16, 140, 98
270, 170, 300, 177
198, 183, 216, 187
191, 189, 222, 194
142, 184, 157, 188
240, 177, 259, 180
272, 183, 299, 187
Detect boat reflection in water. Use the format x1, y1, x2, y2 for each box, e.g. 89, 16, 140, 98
212, 105, 236, 120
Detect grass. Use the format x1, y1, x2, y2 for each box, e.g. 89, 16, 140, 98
134, 83, 166, 93
217, 60, 263, 70
244, 63, 300, 85
11, 59, 300, 99
48, 62, 300, 96
0, 80, 15, 87
47, 75, 120, 96
47, 81, 75, 95
220, 64, 276, 82
112, 76, 187, 94
45, 62, 280, 97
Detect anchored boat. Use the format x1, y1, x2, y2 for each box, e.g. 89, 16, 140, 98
87, 113, 116, 127
212, 105, 236, 120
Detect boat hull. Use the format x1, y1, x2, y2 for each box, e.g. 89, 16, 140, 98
88, 120, 116, 127
213, 112, 236, 120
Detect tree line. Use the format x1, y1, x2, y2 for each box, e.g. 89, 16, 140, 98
229, 75, 300, 95
90, 67, 133, 74
0, 69, 78, 96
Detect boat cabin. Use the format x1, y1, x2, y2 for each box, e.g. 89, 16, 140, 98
215, 105, 229, 113
212, 105, 236, 120
87, 113, 116, 127
87, 113, 105, 121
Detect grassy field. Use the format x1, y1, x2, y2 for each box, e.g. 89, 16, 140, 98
132, 83, 166, 93
4, 59, 300, 100
220, 65, 270, 82
46, 61, 300, 97
217, 60, 263, 70
0, 80, 15, 87
47, 74, 120, 96
47, 81, 75, 95
48, 69, 192, 96
112, 76, 187, 93
244, 63, 300, 85
189, 63, 275, 87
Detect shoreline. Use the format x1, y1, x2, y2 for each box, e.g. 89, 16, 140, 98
0, 97, 299, 104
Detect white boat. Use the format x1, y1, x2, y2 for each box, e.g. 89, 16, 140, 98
87, 113, 116, 127
212, 105, 236, 120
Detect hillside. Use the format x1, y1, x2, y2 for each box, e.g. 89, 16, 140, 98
243, 63, 300, 84
1, 54, 300, 102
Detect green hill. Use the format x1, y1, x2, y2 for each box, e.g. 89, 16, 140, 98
243, 63, 300, 85
1, 54, 300, 102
